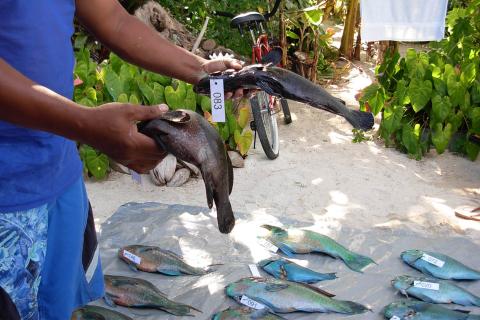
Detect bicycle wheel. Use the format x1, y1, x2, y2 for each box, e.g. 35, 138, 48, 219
280, 98, 292, 124
250, 91, 279, 159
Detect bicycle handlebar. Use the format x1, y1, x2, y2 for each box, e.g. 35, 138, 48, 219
213, 0, 282, 21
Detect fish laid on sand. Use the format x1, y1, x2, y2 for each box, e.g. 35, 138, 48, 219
71, 305, 133, 320
211, 306, 285, 320
194, 64, 374, 131
104, 275, 201, 316
383, 300, 480, 320
118, 245, 215, 276
138, 110, 235, 234
260, 225, 376, 272
401, 250, 480, 280
258, 257, 337, 284
226, 277, 370, 315
392, 275, 480, 306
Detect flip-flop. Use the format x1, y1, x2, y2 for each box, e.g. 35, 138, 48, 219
455, 205, 480, 222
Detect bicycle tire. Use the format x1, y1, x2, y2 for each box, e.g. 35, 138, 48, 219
280, 98, 292, 124
250, 91, 279, 160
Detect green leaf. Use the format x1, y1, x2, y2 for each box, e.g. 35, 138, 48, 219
448, 110, 464, 133
402, 123, 421, 158
408, 79, 433, 112
237, 106, 250, 129
471, 81, 480, 104
137, 79, 155, 104
369, 89, 386, 115
227, 113, 237, 135
406, 49, 429, 79
394, 80, 410, 105
74, 34, 88, 50
117, 93, 129, 103
129, 94, 140, 104
460, 62, 476, 85
382, 104, 404, 137
200, 96, 211, 112
165, 80, 186, 109
433, 78, 447, 96
104, 67, 124, 101
184, 89, 197, 111
303, 6, 323, 26
432, 123, 453, 154
220, 123, 230, 141
150, 73, 172, 86
286, 30, 300, 39
470, 107, 480, 134
466, 140, 480, 161
109, 53, 123, 74
152, 83, 165, 104
235, 129, 253, 156
447, 76, 467, 108
431, 95, 452, 124
79, 145, 109, 179
84, 88, 97, 103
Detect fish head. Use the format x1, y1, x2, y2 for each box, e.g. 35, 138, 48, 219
401, 249, 424, 264
391, 275, 414, 291
384, 301, 421, 319
225, 277, 262, 298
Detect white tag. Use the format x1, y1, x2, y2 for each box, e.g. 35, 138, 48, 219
210, 79, 225, 123
123, 250, 141, 265
240, 295, 265, 310
390, 316, 401, 320
421, 254, 445, 268
130, 170, 143, 185
414, 281, 440, 291
258, 238, 278, 253
249, 264, 261, 277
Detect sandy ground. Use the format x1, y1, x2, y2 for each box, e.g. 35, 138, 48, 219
86, 63, 480, 319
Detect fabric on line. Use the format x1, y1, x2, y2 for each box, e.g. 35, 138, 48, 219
360, 0, 449, 42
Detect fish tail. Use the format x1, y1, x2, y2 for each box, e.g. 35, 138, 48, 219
162, 303, 202, 316
469, 293, 480, 307
335, 300, 371, 315
346, 109, 374, 130
342, 252, 376, 272
319, 272, 337, 280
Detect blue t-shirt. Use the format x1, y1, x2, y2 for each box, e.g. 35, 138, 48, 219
0, 0, 83, 211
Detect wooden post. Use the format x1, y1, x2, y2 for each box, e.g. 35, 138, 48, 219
279, 0, 288, 67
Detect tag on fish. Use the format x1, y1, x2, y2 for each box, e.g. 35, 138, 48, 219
210, 79, 225, 122
421, 254, 445, 268
123, 250, 142, 265
240, 295, 265, 310
390, 316, 401, 320
413, 281, 440, 291
258, 239, 278, 253
249, 264, 261, 277
129, 170, 143, 185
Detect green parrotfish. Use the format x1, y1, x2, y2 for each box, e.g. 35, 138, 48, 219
260, 225, 376, 272
211, 306, 285, 320
71, 305, 133, 320
225, 277, 370, 315
383, 300, 480, 320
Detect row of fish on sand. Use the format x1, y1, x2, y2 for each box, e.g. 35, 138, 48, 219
71, 224, 480, 319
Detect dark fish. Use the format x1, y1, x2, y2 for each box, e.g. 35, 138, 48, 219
71, 305, 133, 320
104, 274, 201, 316
118, 245, 214, 275
138, 110, 235, 234
194, 64, 374, 130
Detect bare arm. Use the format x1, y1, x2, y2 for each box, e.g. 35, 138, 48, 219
75, 0, 241, 85
0, 58, 167, 172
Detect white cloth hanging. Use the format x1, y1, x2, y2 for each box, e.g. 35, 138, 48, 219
360, 0, 449, 42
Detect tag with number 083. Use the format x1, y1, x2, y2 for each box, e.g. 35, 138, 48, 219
210, 79, 225, 123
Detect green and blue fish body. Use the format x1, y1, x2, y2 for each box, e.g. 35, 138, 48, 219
258, 257, 337, 284
401, 250, 480, 280
260, 225, 375, 273
384, 300, 480, 320
392, 275, 480, 306
225, 277, 370, 315
71, 305, 133, 320
211, 306, 285, 320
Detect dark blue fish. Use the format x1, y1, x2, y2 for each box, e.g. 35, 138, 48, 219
258, 257, 336, 284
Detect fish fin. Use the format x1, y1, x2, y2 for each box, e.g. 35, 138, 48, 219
103, 294, 116, 307
201, 171, 214, 209
265, 283, 290, 292
257, 258, 276, 267
297, 282, 336, 297
342, 252, 376, 273
260, 225, 287, 235
453, 309, 471, 314
339, 301, 371, 314
277, 243, 295, 257
162, 303, 202, 316
205, 263, 223, 273
159, 110, 191, 123
347, 110, 374, 130
256, 80, 278, 97
226, 151, 234, 195
158, 268, 182, 276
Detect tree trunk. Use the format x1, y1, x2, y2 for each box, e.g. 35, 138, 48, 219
339, 0, 359, 59
353, 5, 362, 60
377, 41, 398, 64
323, 0, 336, 22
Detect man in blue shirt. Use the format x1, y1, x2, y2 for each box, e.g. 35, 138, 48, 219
0, 0, 244, 319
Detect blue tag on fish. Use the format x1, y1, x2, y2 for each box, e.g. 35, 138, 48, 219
130, 169, 143, 185
210, 79, 225, 123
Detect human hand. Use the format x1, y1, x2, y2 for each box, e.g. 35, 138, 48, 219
201, 59, 253, 99
81, 103, 169, 173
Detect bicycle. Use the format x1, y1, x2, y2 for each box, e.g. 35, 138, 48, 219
216, 1, 292, 160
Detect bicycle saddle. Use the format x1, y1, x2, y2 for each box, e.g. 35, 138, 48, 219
230, 11, 265, 28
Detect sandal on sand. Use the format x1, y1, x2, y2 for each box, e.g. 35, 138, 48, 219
455, 205, 480, 221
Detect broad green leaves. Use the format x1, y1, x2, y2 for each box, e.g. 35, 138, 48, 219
79, 145, 109, 179
408, 79, 432, 112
